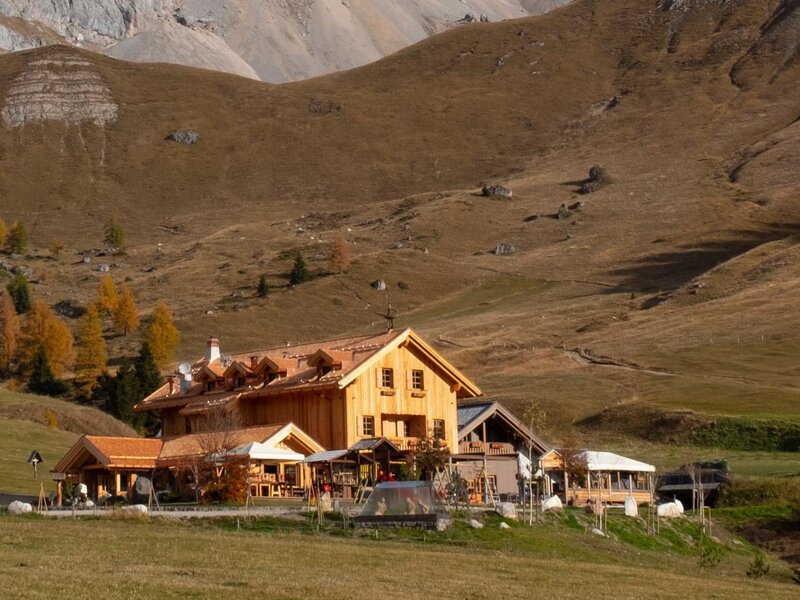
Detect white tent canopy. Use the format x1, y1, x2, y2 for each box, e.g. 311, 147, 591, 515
228, 442, 305, 462
581, 451, 655, 473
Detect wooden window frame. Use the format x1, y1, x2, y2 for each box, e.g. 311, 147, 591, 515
380, 367, 394, 389
433, 419, 445, 440
411, 369, 425, 390
362, 415, 375, 437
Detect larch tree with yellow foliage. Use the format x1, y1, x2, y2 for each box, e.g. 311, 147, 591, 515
17, 300, 74, 378
0, 292, 17, 374
144, 302, 180, 368
113, 283, 139, 335
74, 304, 107, 397
95, 274, 119, 317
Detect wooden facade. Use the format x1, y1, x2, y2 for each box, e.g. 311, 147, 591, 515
137, 328, 482, 453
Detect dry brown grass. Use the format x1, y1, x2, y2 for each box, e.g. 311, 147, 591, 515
1, 516, 798, 600
0, 0, 798, 443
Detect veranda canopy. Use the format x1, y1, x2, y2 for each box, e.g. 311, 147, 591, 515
581, 451, 655, 473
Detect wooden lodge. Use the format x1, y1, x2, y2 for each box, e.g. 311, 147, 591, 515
452, 400, 550, 502
135, 328, 481, 453
540, 449, 655, 507
52, 423, 323, 503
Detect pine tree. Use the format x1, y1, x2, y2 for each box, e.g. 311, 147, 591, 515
6, 273, 31, 314
328, 233, 352, 274
257, 274, 269, 297
17, 300, 74, 379
143, 302, 180, 367
6, 221, 28, 255
74, 304, 107, 398
103, 217, 126, 252
107, 361, 140, 426
134, 341, 162, 397
95, 274, 119, 317
28, 346, 67, 396
0, 292, 17, 374
289, 254, 312, 285
113, 283, 139, 335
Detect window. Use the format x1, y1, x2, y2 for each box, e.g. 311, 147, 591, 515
433, 419, 445, 439
411, 369, 424, 390
205, 381, 214, 392
381, 368, 394, 388
397, 420, 408, 438
362, 416, 375, 436
237, 376, 246, 388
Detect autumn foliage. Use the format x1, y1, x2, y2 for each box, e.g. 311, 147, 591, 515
17, 300, 74, 378
144, 302, 180, 367
74, 304, 108, 397
113, 283, 139, 335
0, 292, 17, 374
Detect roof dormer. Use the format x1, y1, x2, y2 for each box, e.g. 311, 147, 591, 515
255, 356, 291, 384
307, 349, 348, 377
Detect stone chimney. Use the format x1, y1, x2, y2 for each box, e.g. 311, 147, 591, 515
206, 337, 220, 363
167, 375, 179, 395
250, 355, 259, 371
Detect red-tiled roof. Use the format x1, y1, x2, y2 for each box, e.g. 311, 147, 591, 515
158, 424, 285, 464
84, 436, 162, 469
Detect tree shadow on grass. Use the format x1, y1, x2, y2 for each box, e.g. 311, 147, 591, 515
604, 223, 800, 301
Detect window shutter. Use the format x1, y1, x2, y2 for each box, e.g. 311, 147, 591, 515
406, 369, 413, 390
375, 367, 382, 388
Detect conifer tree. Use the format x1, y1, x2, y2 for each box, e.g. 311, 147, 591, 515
17, 300, 74, 378
6, 221, 28, 255
289, 254, 312, 285
113, 283, 139, 335
6, 273, 31, 314
95, 274, 119, 317
143, 302, 180, 367
103, 217, 126, 252
107, 361, 140, 426
28, 345, 67, 396
257, 274, 269, 297
328, 233, 352, 274
134, 341, 162, 397
0, 292, 17, 374
74, 304, 107, 397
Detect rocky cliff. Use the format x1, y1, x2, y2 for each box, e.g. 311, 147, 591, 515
0, 0, 571, 82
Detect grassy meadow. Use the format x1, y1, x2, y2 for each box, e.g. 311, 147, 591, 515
1, 511, 798, 600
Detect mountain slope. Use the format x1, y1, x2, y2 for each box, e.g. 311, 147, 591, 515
0, 0, 798, 439
0, 0, 571, 82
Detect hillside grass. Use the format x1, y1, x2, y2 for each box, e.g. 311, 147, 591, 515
0, 387, 134, 495
0, 511, 798, 599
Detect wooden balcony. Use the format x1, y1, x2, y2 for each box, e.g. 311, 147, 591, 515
458, 441, 515, 456
388, 437, 449, 452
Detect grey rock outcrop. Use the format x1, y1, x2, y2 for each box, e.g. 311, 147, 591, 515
370, 279, 386, 290
492, 243, 515, 255
482, 184, 513, 198
1, 47, 118, 127
580, 165, 611, 194
166, 129, 199, 144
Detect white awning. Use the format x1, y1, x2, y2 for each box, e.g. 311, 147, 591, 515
582, 451, 655, 473
228, 442, 305, 462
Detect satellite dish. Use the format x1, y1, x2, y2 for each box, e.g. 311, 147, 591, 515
178, 362, 191, 375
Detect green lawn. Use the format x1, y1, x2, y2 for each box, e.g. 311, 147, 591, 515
0, 417, 77, 495
0, 511, 797, 599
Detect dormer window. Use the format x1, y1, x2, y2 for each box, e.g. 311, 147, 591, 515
237, 376, 246, 388
318, 365, 332, 377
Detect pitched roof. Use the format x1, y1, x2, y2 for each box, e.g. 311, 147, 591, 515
158, 424, 285, 463
136, 328, 482, 413
457, 400, 551, 454
53, 436, 162, 473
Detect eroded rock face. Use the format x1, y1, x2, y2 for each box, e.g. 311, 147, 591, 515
1, 47, 118, 127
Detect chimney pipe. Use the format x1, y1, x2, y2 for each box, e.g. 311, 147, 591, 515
206, 337, 220, 363
250, 355, 259, 371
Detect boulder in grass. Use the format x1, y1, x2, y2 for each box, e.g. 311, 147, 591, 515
370, 279, 387, 290
482, 184, 513, 198
498, 521, 511, 529
592, 527, 606, 537
8, 501, 32, 514
542, 495, 563, 512
496, 502, 517, 519
469, 518, 484, 529
166, 130, 199, 144
492, 243, 515, 255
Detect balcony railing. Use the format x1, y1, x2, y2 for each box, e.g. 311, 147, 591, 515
388, 437, 450, 452
458, 441, 515, 456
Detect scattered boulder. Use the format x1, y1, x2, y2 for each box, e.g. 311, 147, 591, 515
481, 184, 512, 198
84, 499, 95, 508
580, 165, 611, 194
492, 243, 515, 256
8, 500, 32, 514
11, 265, 38, 282
542, 495, 563, 512
370, 279, 387, 290
624, 497, 638, 518
123, 504, 148, 514
591, 527, 606, 537
498, 521, 511, 529
318, 492, 333, 513
480, 13, 490, 23
657, 500, 684, 518
82, 256, 92, 264
97, 264, 110, 273
54, 300, 86, 319
469, 518, 484, 529
166, 130, 199, 144
496, 502, 517, 519
557, 204, 572, 220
